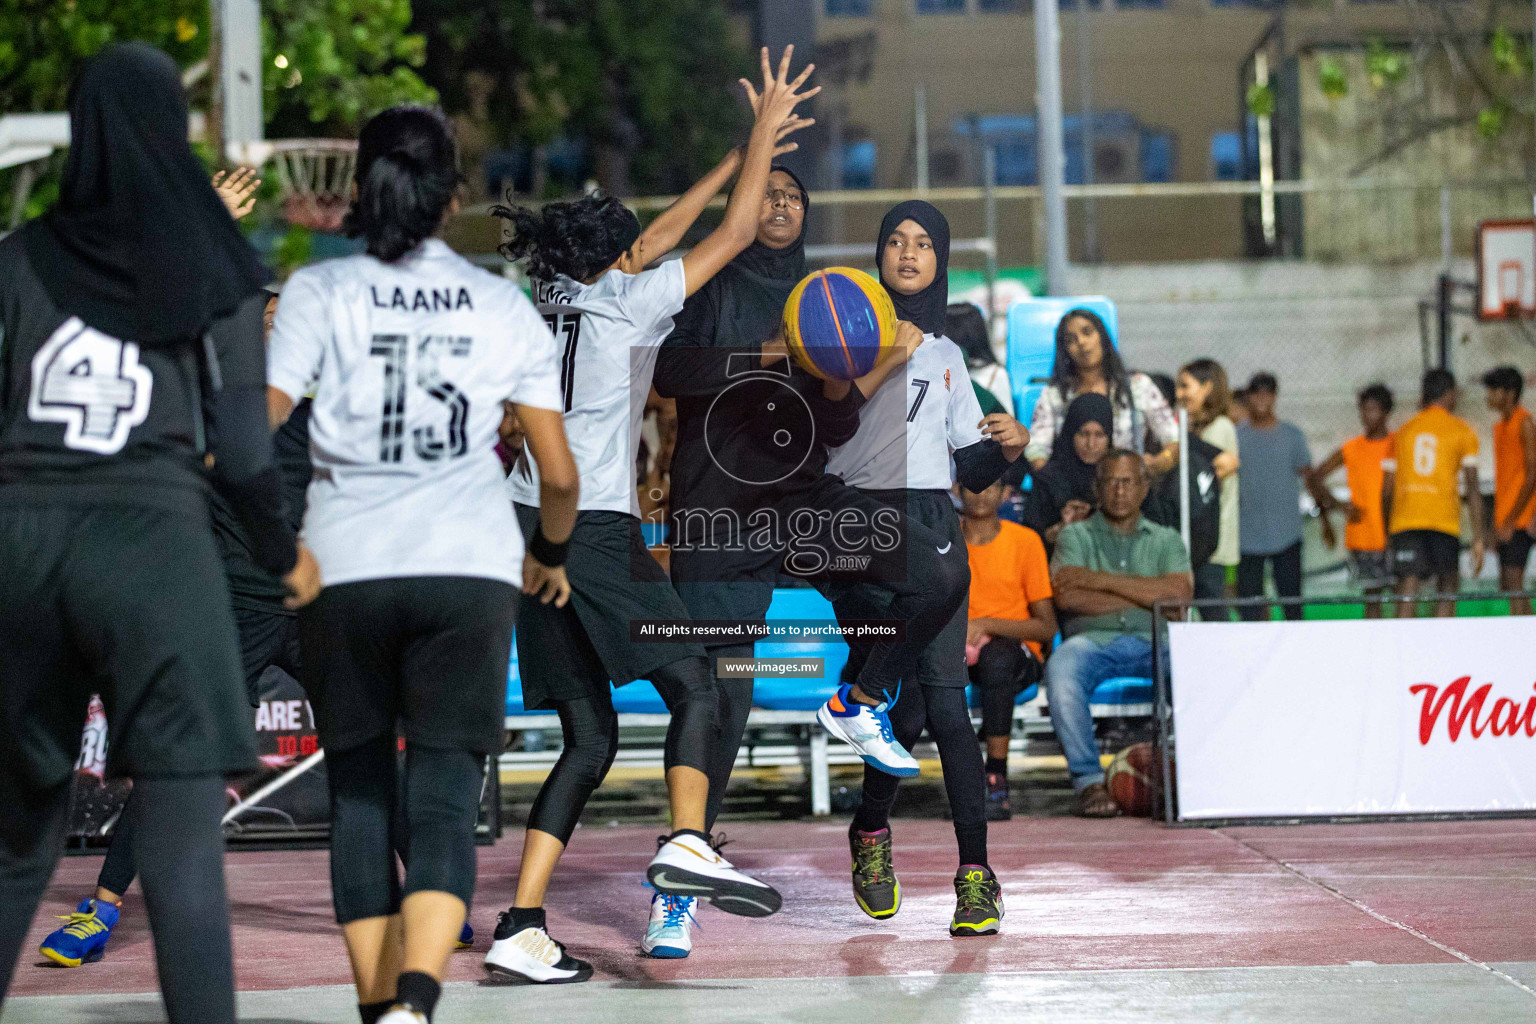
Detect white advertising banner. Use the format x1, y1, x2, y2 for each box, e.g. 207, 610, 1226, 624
1169, 617, 1536, 819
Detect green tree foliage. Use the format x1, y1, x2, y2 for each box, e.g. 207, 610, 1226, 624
412, 0, 752, 195
1, 0, 433, 224
263, 0, 435, 137
0, 0, 208, 113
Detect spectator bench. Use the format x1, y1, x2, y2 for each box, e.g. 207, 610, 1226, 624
501, 588, 1151, 815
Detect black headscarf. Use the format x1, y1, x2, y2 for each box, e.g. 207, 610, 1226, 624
876, 199, 950, 335
1048, 393, 1115, 502
730, 164, 808, 283
1025, 392, 1114, 543
23, 42, 271, 347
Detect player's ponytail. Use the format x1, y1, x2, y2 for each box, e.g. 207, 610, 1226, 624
344, 106, 460, 263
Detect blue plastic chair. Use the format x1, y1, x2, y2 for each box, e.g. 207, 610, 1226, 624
1090, 676, 1154, 705
611, 679, 670, 714
750, 587, 849, 710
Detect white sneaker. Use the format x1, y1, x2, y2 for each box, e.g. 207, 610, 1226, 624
640, 892, 696, 959
483, 913, 593, 984
377, 1011, 426, 1024
816, 683, 920, 777
646, 833, 782, 917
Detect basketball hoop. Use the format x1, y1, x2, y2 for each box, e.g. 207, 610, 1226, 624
236, 139, 357, 233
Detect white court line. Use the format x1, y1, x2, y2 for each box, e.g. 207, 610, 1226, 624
1215, 829, 1536, 1002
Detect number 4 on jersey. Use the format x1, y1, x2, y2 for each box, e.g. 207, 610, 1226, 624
28, 318, 154, 455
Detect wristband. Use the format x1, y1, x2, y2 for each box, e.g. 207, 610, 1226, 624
528, 523, 571, 568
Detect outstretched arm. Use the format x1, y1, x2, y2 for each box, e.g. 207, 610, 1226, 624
672, 47, 818, 298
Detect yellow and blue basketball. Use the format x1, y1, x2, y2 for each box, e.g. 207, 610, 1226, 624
782, 267, 896, 381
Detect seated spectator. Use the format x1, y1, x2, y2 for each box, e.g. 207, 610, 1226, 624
947, 301, 1013, 415
960, 480, 1057, 822
1046, 451, 1192, 818
1023, 393, 1112, 553
1026, 308, 1179, 476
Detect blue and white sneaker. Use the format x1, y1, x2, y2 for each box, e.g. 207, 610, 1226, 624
816, 684, 919, 777
456, 921, 474, 949
39, 898, 118, 967
641, 893, 696, 959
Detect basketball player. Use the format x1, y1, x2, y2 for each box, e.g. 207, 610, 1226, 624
653, 118, 970, 960
481, 47, 814, 976
824, 201, 1026, 937
1382, 369, 1486, 618
0, 43, 319, 1024
267, 106, 579, 1024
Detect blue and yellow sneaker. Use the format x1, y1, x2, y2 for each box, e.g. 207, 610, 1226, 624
39, 899, 119, 967
949, 865, 1003, 937
816, 684, 919, 777
456, 921, 474, 950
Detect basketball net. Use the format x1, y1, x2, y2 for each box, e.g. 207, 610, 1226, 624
257, 139, 357, 233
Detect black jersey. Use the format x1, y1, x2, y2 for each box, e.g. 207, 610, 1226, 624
209, 399, 313, 612
0, 226, 296, 577
0, 228, 207, 513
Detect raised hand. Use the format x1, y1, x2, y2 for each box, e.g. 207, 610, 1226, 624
740, 46, 820, 144
212, 167, 261, 220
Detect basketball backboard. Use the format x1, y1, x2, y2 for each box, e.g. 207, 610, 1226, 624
220, 0, 264, 164
1475, 220, 1536, 321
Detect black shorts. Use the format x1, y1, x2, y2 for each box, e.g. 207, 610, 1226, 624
830, 489, 970, 688
298, 576, 517, 756
0, 504, 257, 787
1497, 530, 1534, 571
514, 505, 704, 708
1391, 529, 1461, 580
234, 606, 302, 706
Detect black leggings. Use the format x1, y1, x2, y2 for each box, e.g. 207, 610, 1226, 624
327, 737, 485, 924
850, 683, 988, 868
0, 773, 235, 1024
968, 637, 1039, 742
527, 655, 716, 845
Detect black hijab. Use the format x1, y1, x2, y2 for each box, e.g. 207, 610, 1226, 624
876, 199, 950, 335
1047, 393, 1114, 503
730, 164, 808, 284
23, 42, 271, 347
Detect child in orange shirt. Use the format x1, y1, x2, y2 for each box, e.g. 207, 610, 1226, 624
1482, 366, 1536, 614
960, 480, 1056, 821
1313, 384, 1394, 617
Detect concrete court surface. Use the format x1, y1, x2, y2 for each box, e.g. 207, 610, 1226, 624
3, 817, 1533, 1023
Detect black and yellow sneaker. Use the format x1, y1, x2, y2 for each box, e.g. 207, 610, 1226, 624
949, 864, 1003, 936
849, 827, 900, 919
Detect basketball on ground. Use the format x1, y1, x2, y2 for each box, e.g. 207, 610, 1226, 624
782, 267, 896, 381
1106, 742, 1173, 816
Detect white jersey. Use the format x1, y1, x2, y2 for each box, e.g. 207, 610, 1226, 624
268, 238, 562, 587
507, 259, 687, 516
826, 332, 986, 490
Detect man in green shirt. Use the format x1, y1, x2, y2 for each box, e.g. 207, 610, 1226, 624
1047, 451, 1192, 817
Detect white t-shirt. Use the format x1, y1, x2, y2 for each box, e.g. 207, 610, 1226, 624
268, 238, 562, 587
826, 333, 986, 490
507, 259, 687, 516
